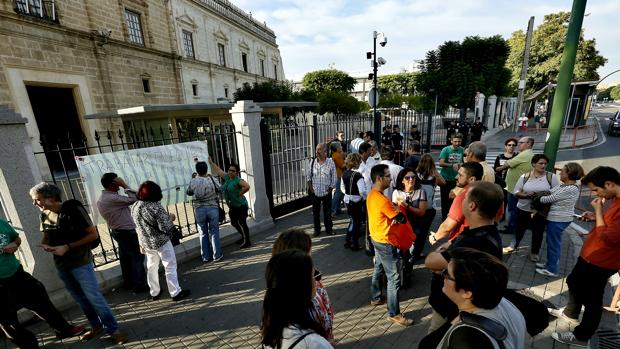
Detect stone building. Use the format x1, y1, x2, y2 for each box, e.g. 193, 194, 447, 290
0, 0, 283, 179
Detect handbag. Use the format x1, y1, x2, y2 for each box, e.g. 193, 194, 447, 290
208, 176, 226, 223
138, 210, 183, 246
531, 191, 552, 217
386, 206, 416, 251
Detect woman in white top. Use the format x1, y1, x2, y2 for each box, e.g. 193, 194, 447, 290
535, 163, 584, 277
340, 153, 367, 251
261, 250, 333, 349
505, 154, 560, 261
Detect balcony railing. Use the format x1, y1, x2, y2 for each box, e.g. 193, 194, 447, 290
14, 0, 58, 22
196, 0, 277, 44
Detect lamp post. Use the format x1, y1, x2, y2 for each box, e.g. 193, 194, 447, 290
367, 31, 387, 145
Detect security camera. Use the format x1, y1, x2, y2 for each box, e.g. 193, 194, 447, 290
379, 36, 387, 47
377, 57, 387, 65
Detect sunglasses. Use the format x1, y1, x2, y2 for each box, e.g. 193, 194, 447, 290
441, 269, 455, 282
506, 144, 517, 147
404, 176, 416, 180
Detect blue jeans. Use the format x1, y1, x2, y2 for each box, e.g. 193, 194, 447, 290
111, 229, 146, 290
506, 193, 518, 234
195, 206, 222, 261
545, 221, 570, 274
371, 241, 402, 317
331, 178, 344, 214
57, 263, 118, 334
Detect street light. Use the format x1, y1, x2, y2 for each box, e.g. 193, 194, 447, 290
367, 31, 387, 145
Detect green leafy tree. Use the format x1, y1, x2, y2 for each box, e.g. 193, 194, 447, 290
302, 69, 356, 93
506, 12, 607, 96
611, 86, 620, 101
317, 91, 367, 114
416, 35, 511, 113
597, 86, 614, 100
233, 80, 317, 103
378, 72, 418, 95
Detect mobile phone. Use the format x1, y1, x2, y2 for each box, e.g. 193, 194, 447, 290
573, 213, 582, 218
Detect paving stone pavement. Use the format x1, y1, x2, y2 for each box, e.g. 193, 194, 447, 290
2, 207, 617, 348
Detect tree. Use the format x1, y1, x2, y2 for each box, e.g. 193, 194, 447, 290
377, 72, 418, 95
611, 86, 620, 101
506, 12, 607, 96
233, 80, 317, 103
302, 69, 356, 93
597, 85, 614, 101
416, 35, 511, 113
316, 91, 367, 114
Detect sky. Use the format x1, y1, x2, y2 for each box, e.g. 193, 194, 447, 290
234, 0, 620, 87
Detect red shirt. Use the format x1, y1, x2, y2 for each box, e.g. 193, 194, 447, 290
448, 186, 505, 240
580, 198, 620, 270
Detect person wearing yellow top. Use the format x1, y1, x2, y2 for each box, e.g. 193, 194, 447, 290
367, 164, 414, 327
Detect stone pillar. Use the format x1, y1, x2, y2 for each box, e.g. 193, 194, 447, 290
229, 101, 274, 232
0, 106, 63, 291
474, 92, 485, 121
487, 95, 497, 129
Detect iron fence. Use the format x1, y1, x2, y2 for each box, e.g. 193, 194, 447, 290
33, 119, 239, 267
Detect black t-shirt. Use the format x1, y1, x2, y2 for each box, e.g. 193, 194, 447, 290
391, 133, 404, 150
428, 225, 503, 318
381, 132, 393, 146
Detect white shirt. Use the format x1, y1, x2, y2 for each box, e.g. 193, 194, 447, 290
514, 172, 560, 212
379, 160, 403, 199
350, 138, 363, 154
279, 326, 333, 349
340, 169, 367, 203
358, 157, 377, 190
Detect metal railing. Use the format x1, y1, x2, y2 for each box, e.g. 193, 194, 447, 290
196, 0, 276, 44
33, 120, 239, 267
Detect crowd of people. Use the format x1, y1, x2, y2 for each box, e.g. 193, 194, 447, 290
1, 126, 619, 349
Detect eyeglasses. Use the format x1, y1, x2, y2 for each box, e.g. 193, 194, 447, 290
441, 269, 455, 282
404, 176, 416, 180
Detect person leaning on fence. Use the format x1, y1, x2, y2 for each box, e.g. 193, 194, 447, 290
550, 166, 620, 347
341, 153, 367, 251
419, 248, 526, 349
209, 159, 252, 249
367, 164, 414, 327
131, 181, 190, 302
0, 218, 86, 348
534, 162, 584, 277
96, 173, 148, 294
29, 182, 128, 345
261, 249, 333, 349
307, 143, 337, 237
272, 229, 334, 344
186, 161, 223, 262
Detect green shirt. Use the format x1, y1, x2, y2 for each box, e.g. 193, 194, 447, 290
505, 149, 534, 192
439, 146, 464, 181
0, 219, 21, 279
222, 176, 248, 208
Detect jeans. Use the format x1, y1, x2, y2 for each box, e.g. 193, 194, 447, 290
506, 193, 518, 234
565, 257, 617, 341
229, 205, 250, 243
195, 206, 222, 261
145, 240, 181, 297
312, 193, 333, 234
370, 240, 402, 317
346, 200, 364, 247
440, 180, 456, 221
0, 267, 74, 348
545, 221, 570, 274
111, 229, 146, 291
57, 263, 118, 335
514, 208, 546, 253
331, 178, 344, 214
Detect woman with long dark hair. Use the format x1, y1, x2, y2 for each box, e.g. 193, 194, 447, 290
209, 158, 251, 248
131, 181, 190, 301
261, 249, 332, 349
414, 154, 445, 259
494, 138, 518, 222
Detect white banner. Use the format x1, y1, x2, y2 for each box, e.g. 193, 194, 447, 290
76, 141, 210, 224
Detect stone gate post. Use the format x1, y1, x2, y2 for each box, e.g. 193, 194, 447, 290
229, 101, 274, 233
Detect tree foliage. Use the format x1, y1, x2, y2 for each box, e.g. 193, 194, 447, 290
506, 12, 607, 96
377, 72, 418, 95
302, 69, 356, 93
317, 91, 367, 114
597, 85, 615, 100
233, 80, 316, 103
416, 35, 511, 110
611, 86, 620, 101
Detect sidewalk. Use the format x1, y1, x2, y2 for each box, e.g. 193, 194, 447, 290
3, 206, 617, 349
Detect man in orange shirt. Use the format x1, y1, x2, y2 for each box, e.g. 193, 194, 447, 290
552, 166, 620, 347
367, 164, 413, 327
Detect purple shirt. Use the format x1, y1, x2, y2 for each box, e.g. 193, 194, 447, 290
97, 189, 138, 230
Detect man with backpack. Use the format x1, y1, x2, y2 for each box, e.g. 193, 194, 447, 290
29, 182, 128, 345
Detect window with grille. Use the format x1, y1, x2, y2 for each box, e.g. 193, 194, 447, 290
125, 10, 144, 45
218, 43, 226, 66
182, 30, 195, 58
241, 53, 248, 72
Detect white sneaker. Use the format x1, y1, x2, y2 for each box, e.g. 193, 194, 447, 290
502, 246, 515, 254
535, 262, 546, 268
536, 268, 558, 277
547, 307, 579, 325
551, 331, 588, 347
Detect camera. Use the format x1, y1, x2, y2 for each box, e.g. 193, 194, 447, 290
379, 36, 387, 47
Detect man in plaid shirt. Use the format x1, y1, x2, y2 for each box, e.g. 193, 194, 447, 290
308, 143, 337, 237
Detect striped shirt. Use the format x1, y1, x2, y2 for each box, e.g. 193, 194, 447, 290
308, 158, 337, 197
539, 184, 580, 222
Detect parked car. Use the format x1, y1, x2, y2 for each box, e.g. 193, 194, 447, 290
608, 111, 620, 136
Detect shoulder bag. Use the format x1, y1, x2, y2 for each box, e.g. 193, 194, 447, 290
138, 208, 183, 246
209, 176, 226, 223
